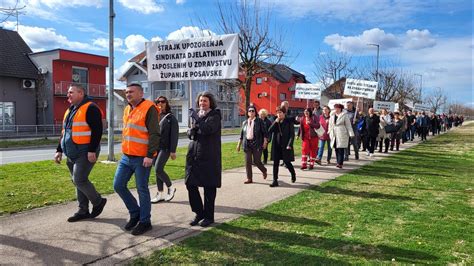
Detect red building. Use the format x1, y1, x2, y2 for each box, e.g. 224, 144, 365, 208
239, 64, 308, 116
29, 49, 108, 124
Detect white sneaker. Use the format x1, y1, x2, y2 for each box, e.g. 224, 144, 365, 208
366, 151, 370, 156
151, 192, 164, 203
165, 187, 176, 202
369, 153, 374, 157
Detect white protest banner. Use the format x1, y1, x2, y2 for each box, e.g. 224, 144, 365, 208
295, 83, 323, 100
344, 78, 378, 99
373, 101, 396, 112
394, 103, 400, 111
414, 103, 431, 112
328, 98, 353, 110
146, 34, 239, 81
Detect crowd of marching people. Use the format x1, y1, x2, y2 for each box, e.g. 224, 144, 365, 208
238, 100, 465, 186
56, 84, 465, 235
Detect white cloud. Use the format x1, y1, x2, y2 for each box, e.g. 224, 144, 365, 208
151, 36, 163, 42
324, 28, 399, 53
403, 29, 437, 50
93, 37, 124, 49
0, 21, 99, 51
176, 0, 185, 4
324, 28, 437, 54
36, 0, 103, 8
118, 0, 164, 14
166, 26, 216, 40
124, 34, 149, 54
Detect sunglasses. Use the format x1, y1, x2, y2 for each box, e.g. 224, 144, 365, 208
156, 100, 166, 103
248, 109, 255, 112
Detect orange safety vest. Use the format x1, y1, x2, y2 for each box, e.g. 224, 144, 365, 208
62, 101, 97, 144
122, 100, 156, 157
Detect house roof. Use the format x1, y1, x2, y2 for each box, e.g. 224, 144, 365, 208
0, 28, 38, 79
258, 62, 306, 83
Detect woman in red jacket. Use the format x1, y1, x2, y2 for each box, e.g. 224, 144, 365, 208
316, 106, 332, 165
297, 108, 320, 170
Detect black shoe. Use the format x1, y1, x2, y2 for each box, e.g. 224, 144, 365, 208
189, 215, 204, 226
199, 218, 214, 227
269, 181, 279, 187
291, 175, 296, 183
90, 198, 107, 218
124, 217, 140, 231
344, 157, 349, 161
131, 222, 152, 235
355, 155, 359, 160
67, 212, 90, 222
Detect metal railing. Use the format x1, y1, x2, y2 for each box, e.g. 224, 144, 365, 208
216, 92, 239, 102
54, 81, 107, 98
154, 89, 186, 100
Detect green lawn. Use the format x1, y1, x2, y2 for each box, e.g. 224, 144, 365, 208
133, 125, 474, 265
0, 140, 302, 215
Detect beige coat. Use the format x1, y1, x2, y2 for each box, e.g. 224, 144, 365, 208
329, 112, 355, 149
378, 114, 391, 140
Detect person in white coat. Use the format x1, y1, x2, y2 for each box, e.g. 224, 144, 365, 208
329, 104, 355, 169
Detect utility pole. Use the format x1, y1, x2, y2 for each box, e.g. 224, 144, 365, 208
107, 0, 115, 161
414, 73, 423, 101
367, 43, 380, 83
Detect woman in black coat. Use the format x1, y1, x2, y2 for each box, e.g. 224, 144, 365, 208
267, 106, 296, 187
365, 107, 380, 156
185, 92, 221, 227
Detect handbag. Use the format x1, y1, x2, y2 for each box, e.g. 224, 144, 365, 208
384, 124, 397, 134
314, 126, 325, 137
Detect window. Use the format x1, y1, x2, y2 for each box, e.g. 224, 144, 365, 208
291, 93, 295, 100
171, 105, 182, 123
0, 102, 15, 130
72, 67, 88, 89
256, 77, 262, 84
279, 93, 286, 100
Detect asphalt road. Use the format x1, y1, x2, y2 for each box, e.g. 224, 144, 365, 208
0, 134, 240, 165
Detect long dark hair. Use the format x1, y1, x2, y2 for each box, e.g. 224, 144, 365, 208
196, 91, 217, 109
155, 96, 171, 114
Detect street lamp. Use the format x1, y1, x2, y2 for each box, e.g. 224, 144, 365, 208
367, 43, 380, 83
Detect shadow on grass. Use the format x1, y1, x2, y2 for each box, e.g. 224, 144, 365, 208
312, 186, 416, 201
218, 224, 438, 263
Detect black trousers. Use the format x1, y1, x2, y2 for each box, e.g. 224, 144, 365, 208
335, 148, 345, 165
186, 185, 216, 221
367, 136, 377, 153
262, 148, 269, 164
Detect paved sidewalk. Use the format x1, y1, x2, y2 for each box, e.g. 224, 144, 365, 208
0, 138, 424, 265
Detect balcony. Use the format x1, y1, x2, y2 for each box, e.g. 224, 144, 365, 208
216, 91, 239, 103
54, 81, 107, 98
153, 89, 186, 101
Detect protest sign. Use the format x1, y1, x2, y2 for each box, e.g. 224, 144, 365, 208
146, 34, 239, 81
328, 98, 353, 110
414, 103, 431, 112
373, 101, 396, 112
344, 78, 378, 99
295, 83, 323, 100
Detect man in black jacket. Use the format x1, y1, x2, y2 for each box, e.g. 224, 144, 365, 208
365, 108, 380, 157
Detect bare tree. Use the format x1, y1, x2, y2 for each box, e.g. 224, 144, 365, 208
313, 51, 355, 98
447, 102, 474, 117
215, 0, 286, 110
425, 88, 448, 114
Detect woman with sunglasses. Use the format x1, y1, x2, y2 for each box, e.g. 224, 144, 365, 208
150, 96, 179, 203
236, 105, 268, 184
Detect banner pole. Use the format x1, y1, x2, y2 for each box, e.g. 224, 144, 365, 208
354, 97, 360, 124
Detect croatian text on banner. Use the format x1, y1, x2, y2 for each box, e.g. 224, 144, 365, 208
373, 101, 395, 112
295, 83, 323, 100
146, 34, 239, 81
414, 103, 431, 112
344, 78, 378, 99
328, 98, 353, 110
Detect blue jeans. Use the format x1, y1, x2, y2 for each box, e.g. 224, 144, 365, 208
113, 155, 152, 223
317, 139, 332, 161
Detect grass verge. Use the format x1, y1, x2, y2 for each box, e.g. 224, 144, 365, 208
132, 125, 474, 265
0, 140, 302, 215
